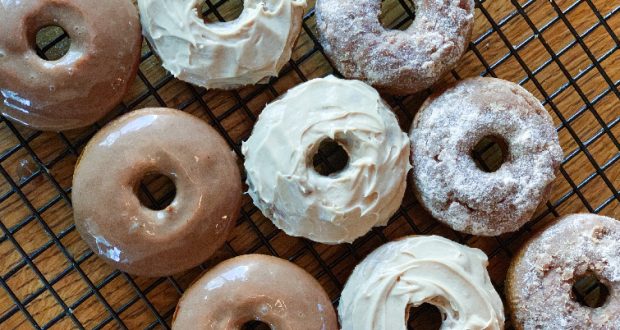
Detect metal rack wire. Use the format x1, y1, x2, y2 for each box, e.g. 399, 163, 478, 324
0, 0, 618, 329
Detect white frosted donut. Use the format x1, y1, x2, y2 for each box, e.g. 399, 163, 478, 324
410, 77, 563, 236
242, 76, 410, 244
339, 236, 505, 330
138, 0, 306, 89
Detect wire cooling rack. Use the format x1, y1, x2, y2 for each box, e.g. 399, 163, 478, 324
0, 0, 618, 329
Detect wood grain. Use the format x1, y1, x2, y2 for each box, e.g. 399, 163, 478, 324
0, 0, 618, 329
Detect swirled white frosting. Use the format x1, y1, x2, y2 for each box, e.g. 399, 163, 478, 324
242, 76, 410, 244
138, 0, 306, 89
339, 236, 505, 330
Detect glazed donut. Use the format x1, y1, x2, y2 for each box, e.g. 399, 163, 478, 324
73, 108, 242, 277
315, 0, 475, 95
138, 0, 306, 89
410, 77, 563, 236
0, 0, 142, 131
242, 76, 410, 244
507, 214, 620, 329
172, 254, 339, 329
339, 235, 504, 330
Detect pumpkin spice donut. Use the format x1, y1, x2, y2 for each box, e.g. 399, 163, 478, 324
507, 214, 620, 329
172, 254, 339, 330
410, 77, 563, 236
0, 0, 142, 131
73, 108, 242, 277
138, 0, 307, 89
315, 0, 475, 94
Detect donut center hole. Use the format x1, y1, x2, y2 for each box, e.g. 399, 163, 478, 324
380, 0, 416, 30
572, 272, 610, 308
136, 173, 177, 211
34, 25, 71, 61
240, 321, 271, 330
312, 138, 350, 176
197, 0, 244, 24
406, 303, 443, 329
471, 135, 509, 173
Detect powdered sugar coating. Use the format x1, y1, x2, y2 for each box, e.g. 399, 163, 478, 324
410, 77, 563, 236
507, 214, 620, 329
315, 0, 474, 94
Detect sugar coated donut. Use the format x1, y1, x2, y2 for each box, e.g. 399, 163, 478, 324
138, 0, 306, 89
315, 0, 475, 95
507, 214, 620, 329
339, 235, 505, 330
172, 254, 338, 329
410, 77, 563, 236
73, 108, 242, 277
242, 76, 411, 244
0, 0, 142, 131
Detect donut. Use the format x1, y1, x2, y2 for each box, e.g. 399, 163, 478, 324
0, 0, 142, 131
410, 77, 563, 236
138, 0, 307, 89
172, 254, 339, 329
507, 214, 620, 329
73, 108, 242, 277
339, 235, 504, 329
242, 75, 411, 244
315, 0, 475, 95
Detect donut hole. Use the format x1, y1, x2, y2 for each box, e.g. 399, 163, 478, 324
380, 0, 416, 30
571, 272, 610, 308
406, 303, 443, 329
34, 25, 71, 61
136, 173, 177, 211
471, 135, 510, 173
311, 138, 350, 176
240, 321, 270, 330
197, 0, 244, 24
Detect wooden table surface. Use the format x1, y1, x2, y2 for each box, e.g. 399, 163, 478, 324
0, 0, 618, 329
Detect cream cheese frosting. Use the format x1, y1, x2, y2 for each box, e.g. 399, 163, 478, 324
242, 75, 411, 244
339, 236, 505, 330
138, 0, 306, 89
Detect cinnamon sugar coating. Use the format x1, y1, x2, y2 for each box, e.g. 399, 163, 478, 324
507, 214, 620, 329
315, 0, 474, 94
410, 77, 563, 236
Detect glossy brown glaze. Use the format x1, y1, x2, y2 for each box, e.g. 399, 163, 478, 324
73, 108, 242, 277
0, 0, 142, 131
506, 214, 620, 329
172, 254, 339, 330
